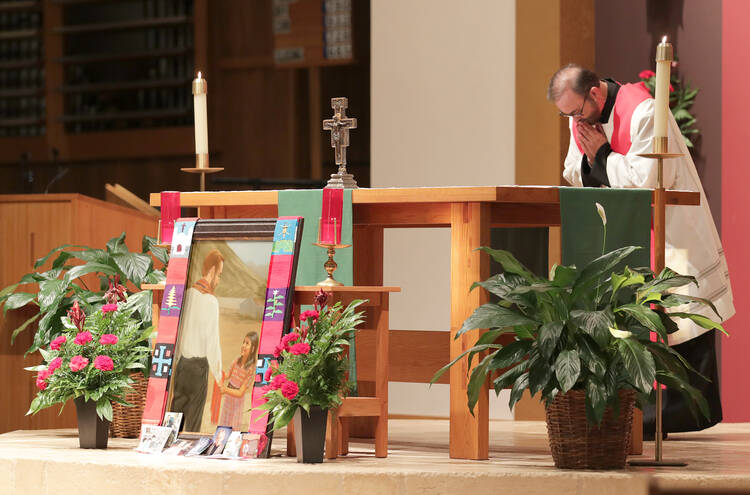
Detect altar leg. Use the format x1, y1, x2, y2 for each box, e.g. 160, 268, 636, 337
349, 225, 384, 438
450, 202, 489, 460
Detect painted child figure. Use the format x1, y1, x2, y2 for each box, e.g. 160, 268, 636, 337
218, 332, 259, 429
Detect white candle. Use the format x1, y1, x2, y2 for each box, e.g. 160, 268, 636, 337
653, 36, 673, 141
192, 72, 208, 158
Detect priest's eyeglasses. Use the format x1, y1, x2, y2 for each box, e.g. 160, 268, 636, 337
559, 94, 590, 118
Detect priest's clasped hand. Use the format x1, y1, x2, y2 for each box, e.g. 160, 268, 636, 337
576, 121, 608, 163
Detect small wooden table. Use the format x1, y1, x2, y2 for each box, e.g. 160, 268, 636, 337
288, 285, 400, 459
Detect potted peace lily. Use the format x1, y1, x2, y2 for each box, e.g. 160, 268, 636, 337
258, 289, 365, 463
433, 204, 725, 469
26, 279, 153, 449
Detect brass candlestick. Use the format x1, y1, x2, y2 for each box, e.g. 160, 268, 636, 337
313, 218, 350, 286
628, 138, 685, 468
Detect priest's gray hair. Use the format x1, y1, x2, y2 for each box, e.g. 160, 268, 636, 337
547, 64, 600, 102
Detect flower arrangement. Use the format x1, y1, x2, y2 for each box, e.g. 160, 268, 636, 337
26, 278, 153, 421
433, 204, 725, 426
638, 65, 700, 149
257, 290, 366, 430
0, 233, 166, 355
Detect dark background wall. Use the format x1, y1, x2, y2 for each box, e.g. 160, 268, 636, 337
595, 0, 722, 232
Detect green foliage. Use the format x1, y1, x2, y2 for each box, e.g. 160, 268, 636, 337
26, 303, 154, 421
639, 69, 700, 149
0, 233, 166, 354
432, 204, 725, 426
256, 297, 366, 431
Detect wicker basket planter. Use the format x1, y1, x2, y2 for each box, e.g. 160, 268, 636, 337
110, 372, 148, 438
545, 389, 635, 469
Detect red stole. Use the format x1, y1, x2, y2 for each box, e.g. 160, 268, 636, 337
572, 83, 652, 155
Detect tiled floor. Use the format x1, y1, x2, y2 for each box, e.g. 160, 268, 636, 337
1, 420, 749, 494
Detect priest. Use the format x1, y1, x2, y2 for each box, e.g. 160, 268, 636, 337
547, 64, 734, 434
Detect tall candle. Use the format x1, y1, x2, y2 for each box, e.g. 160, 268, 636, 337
192, 72, 208, 161
653, 36, 673, 149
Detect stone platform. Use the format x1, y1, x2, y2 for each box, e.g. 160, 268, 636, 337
1, 420, 750, 495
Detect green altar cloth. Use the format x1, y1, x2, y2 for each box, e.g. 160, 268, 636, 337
559, 187, 651, 270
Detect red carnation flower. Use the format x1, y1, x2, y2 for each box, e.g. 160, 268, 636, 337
281, 332, 300, 346
73, 331, 93, 346
289, 342, 311, 355
299, 310, 319, 322
35, 377, 48, 390
48, 357, 62, 373
270, 373, 287, 390
93, 355, 114, 371
280, 380, 299, 400
50, 335, 66, 351
263, 367, 273, 382
639, 69, 656, 79
69, 355, 89, 372
101, 303, 118, 314
99, 333, 118, 345
272, 344, 284, 358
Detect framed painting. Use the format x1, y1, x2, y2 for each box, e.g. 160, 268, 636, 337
142, 217, 303, 457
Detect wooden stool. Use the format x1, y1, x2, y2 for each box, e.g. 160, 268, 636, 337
287, 286, 400, 459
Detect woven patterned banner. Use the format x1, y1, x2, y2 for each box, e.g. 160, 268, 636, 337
141, 218, 198, 427
250, 216, 303, 457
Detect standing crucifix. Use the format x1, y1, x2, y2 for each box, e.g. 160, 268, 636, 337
322, 97, 358, 188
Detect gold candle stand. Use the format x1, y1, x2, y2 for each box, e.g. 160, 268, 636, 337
314, 217, 350, 286
628, 141, 686, 468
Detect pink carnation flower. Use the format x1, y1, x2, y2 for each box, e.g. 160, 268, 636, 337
69, 355, 89, 372
47, 357, 62, 373
281, 332, 300, 346
35, 377, 48, 390
263, 367, 274, 382
50, 335, 66, 351
93, 355, 114, 371
99, 334, 118, 345
38, 368, 52, 381
289, 342, 311, 355
639, 69, 656, 79
270, 373, 287, 390
272, 344, 284, 358
280, 380, 299, 400
101, 303, 118, 314
299, 309, 319, 322
73, 331, 93, 346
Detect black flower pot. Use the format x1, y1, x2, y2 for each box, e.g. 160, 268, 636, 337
292, 405, 328, 463
74, 397, 110, 449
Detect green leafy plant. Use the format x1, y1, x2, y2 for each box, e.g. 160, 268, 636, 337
432, 203, 725, 425
0, 233, 167, 355
257, 290, 366, 430
638, 67, 699, 148
26, 284, 154, 421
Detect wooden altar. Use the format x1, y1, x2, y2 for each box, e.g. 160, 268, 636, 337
150, 186, 700, 460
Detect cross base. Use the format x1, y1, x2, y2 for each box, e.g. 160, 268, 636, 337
326, 172, 358, 189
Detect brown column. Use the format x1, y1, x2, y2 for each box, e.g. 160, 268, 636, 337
513, 0, 594, 420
